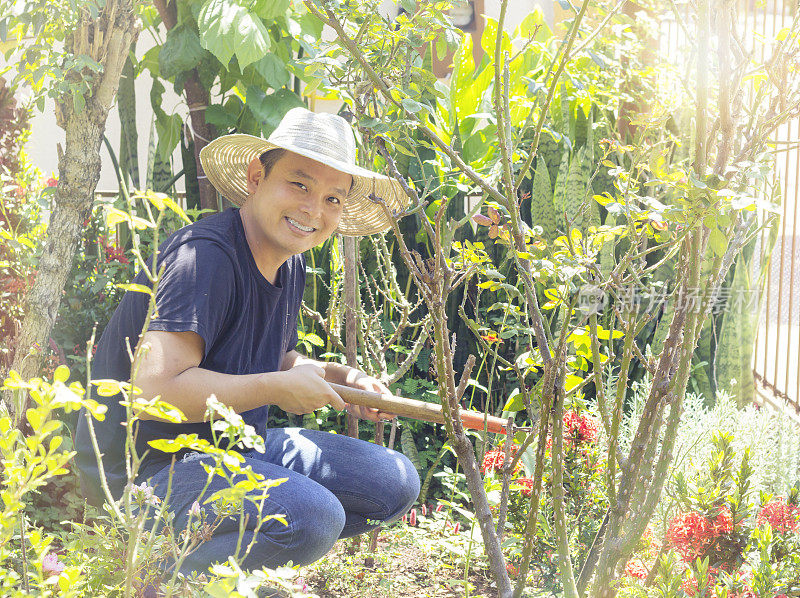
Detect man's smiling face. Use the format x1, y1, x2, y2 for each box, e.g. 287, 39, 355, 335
243, 150, 351, 271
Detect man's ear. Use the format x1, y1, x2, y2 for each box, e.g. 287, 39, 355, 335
246, 157, 263, 194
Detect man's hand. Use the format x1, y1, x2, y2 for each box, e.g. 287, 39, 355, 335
273, 364, 346, 415
345, 372, 396, 423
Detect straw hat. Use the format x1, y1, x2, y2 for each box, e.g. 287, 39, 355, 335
199, 107, 408, 236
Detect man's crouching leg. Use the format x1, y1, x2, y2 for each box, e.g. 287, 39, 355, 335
145, 454, 346, 575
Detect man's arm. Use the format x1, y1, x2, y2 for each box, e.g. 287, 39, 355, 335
281, 350, 395, 422
133, 331, 346, 423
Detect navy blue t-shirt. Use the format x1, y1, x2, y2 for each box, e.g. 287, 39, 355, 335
75, 208, 305, 506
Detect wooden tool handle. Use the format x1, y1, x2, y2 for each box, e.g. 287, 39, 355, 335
328, 382, 509, 434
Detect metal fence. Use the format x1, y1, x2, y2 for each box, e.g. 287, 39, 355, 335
746, 0, 800, 414
659, 0, 800, 414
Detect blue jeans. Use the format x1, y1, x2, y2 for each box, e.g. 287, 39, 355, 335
145, 428, 420, 573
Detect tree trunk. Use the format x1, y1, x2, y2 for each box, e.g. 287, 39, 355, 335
152, 0, 218, 212
4, 0, 139, 415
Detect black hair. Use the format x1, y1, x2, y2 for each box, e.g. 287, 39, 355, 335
258, 148, 287, 178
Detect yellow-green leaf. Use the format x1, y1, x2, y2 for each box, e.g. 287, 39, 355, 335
116, 283, 152, 295
93, 379, 125, 397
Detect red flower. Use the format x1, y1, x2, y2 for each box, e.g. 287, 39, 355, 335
757, 497, 800, 534
105, 246, 130, 264
713, 506, 733, 535
666, 511, 714, 561
563, 411, 600, 445
481, 443, 522, 475
408, 508, 417, 527
513, 477, 536, 497
46, 177, 58, 187
506, 562, 518, 578
624, 558, 648, 579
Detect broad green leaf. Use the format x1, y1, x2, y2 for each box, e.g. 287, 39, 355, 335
144, 191, 191, 223
564, 374, 583, 393
513, 8, 550, 42
198, 0, 271, 69
159, 24, 205, 78
246, 87, 304, 134
253, 0, 289, 20
449, 31, 472, 120
204, 104, 239, 129
106, 207, 130, 228
502, 389, 524, 412
253, 53, 290, 89
480, 18, 511, 62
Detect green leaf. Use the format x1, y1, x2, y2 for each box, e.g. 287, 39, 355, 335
301, 333, 324, 347
480, 18, 511, 62
26, 408, 44, 432
204, 104, 238, 129
709, 225, 727, 258
246, 87, 305, 134
159, 24, 205, 79
530, 157, 556, 241
53, 365, 70, 383
106, 207, 129, 228
116, 283, 153, 295
148, 434, 207, 453
92, 379, 125, 397
144, 191, 192, 223
564, 374, 583, 392
253, 0, 290, 20
156, 112, 182, 162
401, 98, 425, 114
514, 8, 550, 42
198, 0, 271, 69
132, 397, 186, 423
253, 53, 290, 89
449, 32, 473, 119
502, 389, 524, 413
435, 34, 448, 61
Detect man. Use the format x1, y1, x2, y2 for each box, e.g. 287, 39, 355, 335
75, 108, 420, 573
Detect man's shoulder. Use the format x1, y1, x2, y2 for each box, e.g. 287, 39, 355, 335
167, 208, 239, 245
159, 209, 241, 263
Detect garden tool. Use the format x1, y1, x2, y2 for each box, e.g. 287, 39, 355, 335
329, 382, 527, 434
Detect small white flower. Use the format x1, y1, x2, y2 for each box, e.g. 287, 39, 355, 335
188, 501, 201, 517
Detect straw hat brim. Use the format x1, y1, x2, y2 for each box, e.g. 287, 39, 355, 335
199, 134, 409, 237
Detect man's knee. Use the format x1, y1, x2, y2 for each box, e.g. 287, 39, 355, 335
385, 452, 421, 519
248, 490, 346, 567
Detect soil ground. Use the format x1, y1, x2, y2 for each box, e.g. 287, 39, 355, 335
303, 519, 500, 598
